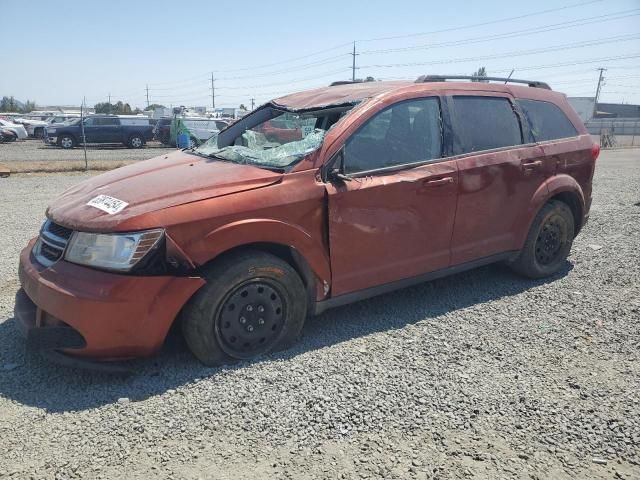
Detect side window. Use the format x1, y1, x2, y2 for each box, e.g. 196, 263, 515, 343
83, 117, 96, 126
98, 118, 119, 126
517, 99, 578, 142
344, 98, 442, 174
452, 96, 522, 153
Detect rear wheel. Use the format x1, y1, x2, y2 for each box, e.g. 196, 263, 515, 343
128, 135, 144, 149
509, 200, 574, 278
181, 250, 307, 366
58, 135, 75, 149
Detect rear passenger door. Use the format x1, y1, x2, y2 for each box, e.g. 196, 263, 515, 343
516, 98, 592, 201
448, 94, 550, 265
98, 117, 121, 143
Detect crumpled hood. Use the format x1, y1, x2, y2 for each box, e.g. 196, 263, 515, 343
47, 150, 282, 231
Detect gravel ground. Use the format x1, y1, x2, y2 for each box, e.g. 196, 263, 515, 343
0, 139, 174, 164
0, 150, 639, 479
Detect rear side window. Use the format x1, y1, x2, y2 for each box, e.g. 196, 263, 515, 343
344, 97, 442, 174
452, 96, 522, 153
93, 117, 119, 126
517, 99, 578, 141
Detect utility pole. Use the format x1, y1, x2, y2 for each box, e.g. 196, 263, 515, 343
250, 98, 255, 110
210, 73, 215, 110
593, 67, 606, 119
145, 84, 150, 108
108, 93, 111, 114
351, 41, 358, 81
80, 96, 88, 171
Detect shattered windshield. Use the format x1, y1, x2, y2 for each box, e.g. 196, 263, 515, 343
195, 110, 338, 169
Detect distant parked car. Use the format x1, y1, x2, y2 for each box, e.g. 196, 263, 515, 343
0, 128, 18, 142
0, 118, 28, 139
45, 115, 154, 149
14, 114, 81, 139
153, 118, 172, 145
170, 117, 229, 147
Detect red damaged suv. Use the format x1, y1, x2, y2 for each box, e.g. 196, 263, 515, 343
15, 75, 598, 367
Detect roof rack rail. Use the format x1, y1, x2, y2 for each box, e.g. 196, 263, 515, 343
415, 75, 551, 90
329, 80, 363, 86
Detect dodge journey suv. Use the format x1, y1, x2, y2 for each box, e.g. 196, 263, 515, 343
15, 75, 598, 368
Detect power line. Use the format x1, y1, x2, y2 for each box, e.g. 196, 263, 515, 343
356, 0, 603, 43
143, 0, 604, 89
359, 10, 640, 55
359, 34, 640, 69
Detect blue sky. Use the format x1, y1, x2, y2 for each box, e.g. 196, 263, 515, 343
2, 0, 639, 108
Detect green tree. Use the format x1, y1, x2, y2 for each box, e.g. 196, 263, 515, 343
239, 104, 247, 110
471, 67, 488, 82
0, 96, 11, 111
21, 100, 36, 113
94, 102, 112, 114
144, 103, 166, 111
1, 96, 18, 112
94, 101, 133, 115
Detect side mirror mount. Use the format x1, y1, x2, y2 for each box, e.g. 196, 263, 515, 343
323, 148, 352, 183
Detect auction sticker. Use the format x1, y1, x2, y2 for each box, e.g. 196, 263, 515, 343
86, 194, 128, 215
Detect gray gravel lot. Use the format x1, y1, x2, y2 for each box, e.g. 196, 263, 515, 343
0, 150, 639, 479
0, 139, 174, 164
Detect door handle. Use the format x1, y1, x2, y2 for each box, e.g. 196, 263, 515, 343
522, 160, 542, 170
424, 176, 454, 187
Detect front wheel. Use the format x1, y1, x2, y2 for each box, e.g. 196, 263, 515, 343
181, 251, 307, 366
58, 135, 75, 149
509, 200, 575, 279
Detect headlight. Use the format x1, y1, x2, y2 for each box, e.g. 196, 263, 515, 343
64, 229, 164, 271
47, 128, 56, 134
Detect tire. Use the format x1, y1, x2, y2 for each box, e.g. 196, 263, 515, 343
181, 250, 307, 366
58, 135, 75, 149
128, 135, 144, 149
509, 200, 575, 279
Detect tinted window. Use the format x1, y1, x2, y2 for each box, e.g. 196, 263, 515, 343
344, 98, 442, 174
517, 99, 578, 141
452, 96, 522, 153
95, 117, 119, 126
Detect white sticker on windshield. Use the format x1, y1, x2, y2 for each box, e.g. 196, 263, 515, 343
86, 194, 128, 215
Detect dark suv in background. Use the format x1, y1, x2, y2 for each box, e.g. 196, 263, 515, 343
45, 115, 154, 149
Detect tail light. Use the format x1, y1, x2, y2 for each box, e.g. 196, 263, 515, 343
591, 143, 601, 161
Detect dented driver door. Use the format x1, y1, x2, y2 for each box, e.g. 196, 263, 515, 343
326, 162, 459, 297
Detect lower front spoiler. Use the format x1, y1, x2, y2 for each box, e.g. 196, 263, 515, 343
14, 289, 130, 373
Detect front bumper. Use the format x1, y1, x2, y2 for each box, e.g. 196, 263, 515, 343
44, 136, 57, 144
16, 238, 204, 361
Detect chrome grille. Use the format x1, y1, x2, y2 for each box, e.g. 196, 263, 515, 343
34, 220, 74, 267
